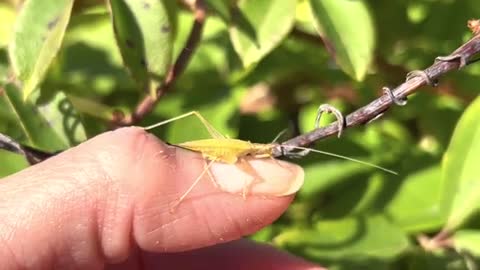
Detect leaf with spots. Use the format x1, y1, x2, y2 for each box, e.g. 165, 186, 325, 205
309, 0, 375, 81
8, 0, 74, 99
109, 0, 176, 95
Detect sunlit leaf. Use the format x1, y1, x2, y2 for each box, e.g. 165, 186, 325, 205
204, 0, 231, 23
274, 215, 409, 259
0, 150, 28, 178
0, 3, 15, 48
67, 94, 116, 121
443, 96, 480, 230
229, 0, 296, 68
309, 0, 375, 81
109, 0, 176, 95
52, 13, 135, 96
385, 166, 446, 233
9, 0, 74, 99
454, 230, 480, 257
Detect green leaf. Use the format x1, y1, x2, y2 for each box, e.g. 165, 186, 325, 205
229, 0, 296, 68
385, 166, 446, 233
67, 94, 116, 121
51, 13, 135, 96
309, 0, 375, 81
443, 96, 480, 231
274, 215, 409, 260
109, 0, 175, 94
454, 230, 480, 257
204, 0, 231, 23
9, 0, 74, 99
2, 83, 85, 151
0, 150, 28, 178
0, 3, 15, 48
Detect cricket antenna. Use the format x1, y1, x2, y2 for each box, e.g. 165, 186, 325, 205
280, 145, 398, 175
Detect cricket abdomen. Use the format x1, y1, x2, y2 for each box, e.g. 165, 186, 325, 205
178, 138, 273, 164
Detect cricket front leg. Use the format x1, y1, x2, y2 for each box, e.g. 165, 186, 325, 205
170, 159, 216, 212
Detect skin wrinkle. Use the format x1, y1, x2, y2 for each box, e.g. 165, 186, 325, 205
191, 199, 220, 246
98, 128, 151, 263
61, 196, 103, 269
179, 156, 231, 248
12, 189, 58, 268
0, 230, 21, 269
222, 201, 248, 238
35, 151, 106, 268
87, 131, 134, 262
131, 132, 179, 251
130, 138, 199, 252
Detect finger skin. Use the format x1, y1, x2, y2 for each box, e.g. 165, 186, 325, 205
0, 127, 302, 269
109, 239, 325, 270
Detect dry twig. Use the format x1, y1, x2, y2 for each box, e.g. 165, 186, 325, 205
273, 20, 480, 157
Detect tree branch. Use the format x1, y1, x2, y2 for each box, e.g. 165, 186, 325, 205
273, 30, 480, 157
0, 133, 54, 164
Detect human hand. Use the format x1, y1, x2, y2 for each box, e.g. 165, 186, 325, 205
0, 127, 324, 269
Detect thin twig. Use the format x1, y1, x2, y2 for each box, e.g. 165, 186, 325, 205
0, 132, 53, 164
116, 0, 207, 125
273, 32, 480, 157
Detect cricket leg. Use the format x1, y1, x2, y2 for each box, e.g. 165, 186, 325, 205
236, 158, 265, 199
170, 159, 216, 212
143, 111, 226, 139
270, 129, 288, 143
205, 159, 218, 188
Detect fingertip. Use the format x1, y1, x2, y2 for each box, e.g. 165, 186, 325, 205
130, 147, 299, 253
210, 158, 305, 196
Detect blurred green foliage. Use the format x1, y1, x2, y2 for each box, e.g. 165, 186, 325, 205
1, 0, 480, 269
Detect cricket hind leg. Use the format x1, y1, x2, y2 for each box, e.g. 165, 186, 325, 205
143, 111, 226, 139
170, 159, 216, 212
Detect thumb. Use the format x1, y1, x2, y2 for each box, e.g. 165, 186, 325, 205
0, 127, 304, 269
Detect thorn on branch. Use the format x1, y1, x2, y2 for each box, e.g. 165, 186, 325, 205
315, 104, 345, 138
406, 70, 438, 87
382, 87, 407, 106
274, 19, 480, 156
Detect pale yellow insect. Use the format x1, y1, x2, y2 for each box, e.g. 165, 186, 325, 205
144, 111, 396, 210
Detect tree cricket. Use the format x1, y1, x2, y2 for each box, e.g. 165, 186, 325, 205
143, 105, 397, 211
